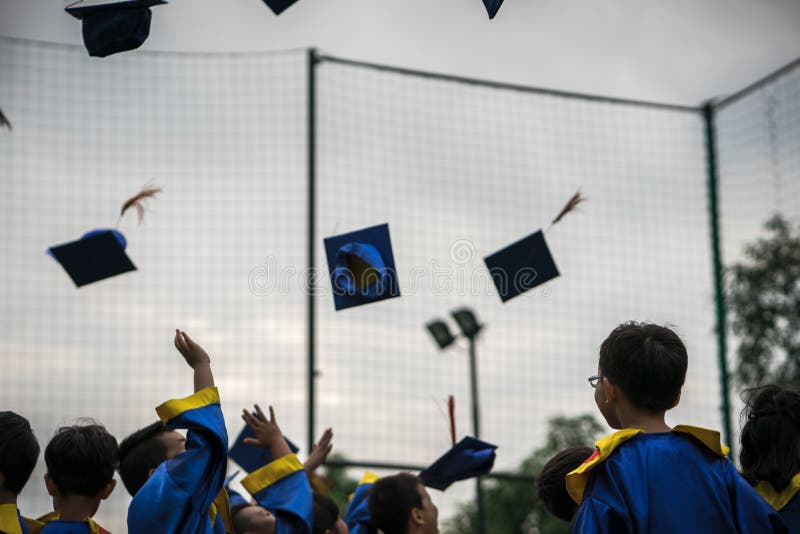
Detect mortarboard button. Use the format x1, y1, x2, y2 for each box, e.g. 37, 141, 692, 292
419, 436, 497, 491
229, 421, 299, 474
323, 223, 400, 311
482, 0, 504, 19
48, 229, 136, 287
66, 0, 167, 58
261, 0, 299, 15
483, 229, 559, 303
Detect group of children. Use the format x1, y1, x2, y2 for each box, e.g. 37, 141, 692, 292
1, 323, 799, 533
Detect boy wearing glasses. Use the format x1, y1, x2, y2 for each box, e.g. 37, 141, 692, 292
567, 321, 786, 533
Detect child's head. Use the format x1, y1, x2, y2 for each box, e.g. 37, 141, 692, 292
0, 411, 40, 497
118, 421, 187, 496
231, 502, 275, 534
369, 473, 438, 534
313, 492, 348, 534
740, 385, 800, 490
43, 422, 118, 502
595, 322, 687, 427
536, 446, 594, 522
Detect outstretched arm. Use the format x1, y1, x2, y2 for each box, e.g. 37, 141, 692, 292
242, 405, 292, 460
174, 329, 214, 392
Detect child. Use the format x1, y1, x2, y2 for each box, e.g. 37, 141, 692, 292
568, 321, 787, 533
312, 492, 348, 534
740, 385, 800, 529
536, 446, 593, 523
119, 330, 229, 534
0, 411, 43, 534
229, 405, 313, 534
41, 423, 118, 533
368, 473, 437, 534
344, 472, 379, 534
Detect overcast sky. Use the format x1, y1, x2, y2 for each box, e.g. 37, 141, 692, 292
1, 0, 800, 105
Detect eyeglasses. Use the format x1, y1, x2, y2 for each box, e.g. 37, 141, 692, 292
588, 374, 604, 388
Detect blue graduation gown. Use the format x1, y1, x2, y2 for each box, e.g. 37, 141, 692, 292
755, 474, 800, 531
127, 386, 228, 534
0, 505, 43, 534
344, 472, 379, 534
567, 425, 787, 533
241, 454, 313, 534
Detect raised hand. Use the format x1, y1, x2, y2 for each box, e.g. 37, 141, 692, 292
242, 404, 292, 460
174, 329, 213, 392
304, 428, 333, 473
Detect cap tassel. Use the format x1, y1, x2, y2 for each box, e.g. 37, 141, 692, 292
448, 395, 456, 447
118, 184, 162, 226
549, 190, 586, 229
0, 108, 12, 131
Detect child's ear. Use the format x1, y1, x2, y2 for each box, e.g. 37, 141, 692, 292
148, 467, 156, 479
44, 473, 58, 497
604, 380, 619, 402
97, 479, 116, 500
410, 507, 424, 526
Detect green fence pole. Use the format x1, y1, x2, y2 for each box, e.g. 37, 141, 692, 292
703, 102, 734, 458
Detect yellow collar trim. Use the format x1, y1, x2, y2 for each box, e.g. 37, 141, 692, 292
756, 473, 800, 511
670, 425, 729, 457
565, 425, 730, 504
358, 472, 380, 485
0, 504, 23, 534
565, 428, 644, 504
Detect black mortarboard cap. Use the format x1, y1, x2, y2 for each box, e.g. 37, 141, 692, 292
229, 422, 299, 474
48, 229, 136, 287
66, 0, 167, 58
323, 223, 400, 311
419, 436, 497, 491
483, 229, 559, 303
262, 0, 299, 15
482, 0, 504, 19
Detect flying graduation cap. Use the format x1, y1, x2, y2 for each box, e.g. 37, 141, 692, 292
419, 436, 497, 491
261, 0, 299, 15
228, 421, 299, 474
48, 185, 161, 287
483, 191, 586, 303
482, 0, 505, 19
323, 223, 400, 311
65, 0, 167, 58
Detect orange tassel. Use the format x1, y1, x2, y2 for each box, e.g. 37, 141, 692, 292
551, 190, 586, 225
120, 185, 162, 224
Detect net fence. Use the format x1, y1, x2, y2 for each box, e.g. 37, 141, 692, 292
0, 35, 797, 532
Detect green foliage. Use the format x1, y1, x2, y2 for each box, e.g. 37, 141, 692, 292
727, 214, 800, 388
443, 414, 604, 534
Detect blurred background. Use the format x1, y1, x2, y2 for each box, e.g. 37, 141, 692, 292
1, 1, 799, 531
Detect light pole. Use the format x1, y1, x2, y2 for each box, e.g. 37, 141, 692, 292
425, 307, 486, 534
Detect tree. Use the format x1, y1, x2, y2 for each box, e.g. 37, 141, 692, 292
443, 414, 604, 534
727, 213, 800, 388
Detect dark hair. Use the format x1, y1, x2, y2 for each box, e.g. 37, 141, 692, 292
369, 473, 422, 534
740, 385, 800, 490
536, 446, 594, 522
313, 492, 340, 534
44, 422, 119, 496
0, 411, 40, 494
599, 322, 688, 412
118, 421, 167, 496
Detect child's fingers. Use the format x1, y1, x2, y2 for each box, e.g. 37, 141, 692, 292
181, 330, 198, 349
243, 437, 259, 446
254, 404, 267, 422
174, 329, 184, 351
269, 405, 276, 424
242, 410, 260, 428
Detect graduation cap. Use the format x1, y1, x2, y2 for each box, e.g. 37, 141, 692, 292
48, 229, 136, 287
483, 191, 585, 303
261, 0, 299, 15
419, 436, 497, 491
65, 0, 167, 58
484, 230, 558, 302
323, 223, 400, 311
482, 0, 505, 19
229, 422, 299, 474
48, 185, 160, 287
